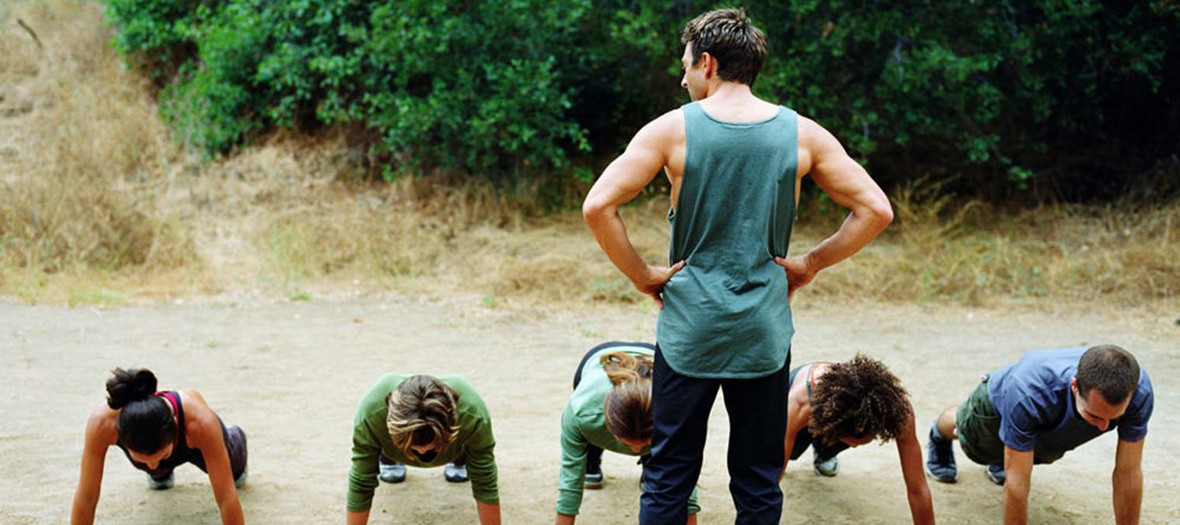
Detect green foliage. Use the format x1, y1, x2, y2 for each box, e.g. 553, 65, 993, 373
103, 0, 1179, 203
754, 0, 1179, 200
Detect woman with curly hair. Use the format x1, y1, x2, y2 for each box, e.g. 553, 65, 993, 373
346, 374, 499, 525
782, 354, 934, 524
71, 368, 248, 525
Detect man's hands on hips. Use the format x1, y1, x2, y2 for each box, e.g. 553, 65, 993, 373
634, 260, 686, 308
775, 255, 817, 300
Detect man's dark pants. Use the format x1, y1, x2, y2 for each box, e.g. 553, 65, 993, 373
640, 348, 790, 524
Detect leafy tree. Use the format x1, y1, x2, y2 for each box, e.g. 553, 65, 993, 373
103, 0, 1180, 203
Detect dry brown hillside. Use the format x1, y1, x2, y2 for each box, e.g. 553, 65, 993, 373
1, 0, 1177, 309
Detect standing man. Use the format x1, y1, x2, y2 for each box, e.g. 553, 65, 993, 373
926, 345, 1153, 525
582, 8, 893, 524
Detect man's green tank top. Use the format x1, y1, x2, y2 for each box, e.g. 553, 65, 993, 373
656, 101, 797, 379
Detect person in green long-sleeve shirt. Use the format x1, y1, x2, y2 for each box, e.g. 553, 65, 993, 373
556, 342, 699, 524
346, 374, 499, 525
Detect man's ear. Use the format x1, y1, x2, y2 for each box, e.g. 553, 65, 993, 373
700, 51, 717, 79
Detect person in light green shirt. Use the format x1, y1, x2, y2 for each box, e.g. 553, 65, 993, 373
346, 374, 499, 525
556, 342, 699, 525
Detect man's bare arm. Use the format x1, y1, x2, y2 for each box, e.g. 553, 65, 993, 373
583, 112, 685, 307
1112, 438, 1144, 525
1002, 447, 1034, 525
776, 117, 892, 298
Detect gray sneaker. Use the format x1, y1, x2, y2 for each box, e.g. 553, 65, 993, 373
813, 452, 839, 477
147, 473, 174, 490
444, 462, 468, 483
378, 462, 407, 483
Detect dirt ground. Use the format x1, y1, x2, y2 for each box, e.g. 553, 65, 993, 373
1, 294, 1177, 524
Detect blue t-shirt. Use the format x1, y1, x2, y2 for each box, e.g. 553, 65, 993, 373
988, 347, 1153, 464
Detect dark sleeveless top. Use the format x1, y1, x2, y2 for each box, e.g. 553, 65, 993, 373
118, 391, 209, 475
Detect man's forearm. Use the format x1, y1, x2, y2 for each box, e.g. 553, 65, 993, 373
1113, 469, 1143, 525
805, 207, 890, 272
1003, 480, 1030, 525
585, 208, 649, 284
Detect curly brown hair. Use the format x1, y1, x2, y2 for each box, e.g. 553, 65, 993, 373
808, 354, 911, 445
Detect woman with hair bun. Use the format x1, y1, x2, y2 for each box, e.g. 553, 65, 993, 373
555, 342, 698, 525
70, 368, 248, 525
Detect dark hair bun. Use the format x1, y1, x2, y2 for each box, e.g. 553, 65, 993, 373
106, 368, 158, 409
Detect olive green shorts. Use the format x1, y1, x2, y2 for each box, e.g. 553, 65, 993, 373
955, 378, 1005, 466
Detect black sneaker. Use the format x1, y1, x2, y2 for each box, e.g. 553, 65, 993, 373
584, 464, 604, 489
925, 419, 958, 483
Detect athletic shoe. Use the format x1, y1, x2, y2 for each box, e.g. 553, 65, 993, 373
583, 470, 604, 489
444, 462, 468, 483
813, 452, 839, 477
147, 473, 174, 490
985, 463, 1006, 486
378, 462, 407, 484
234, 468, 248, 489
925, 419, 958, 483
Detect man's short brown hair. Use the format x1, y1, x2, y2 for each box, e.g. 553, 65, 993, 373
680, 8, 767, 86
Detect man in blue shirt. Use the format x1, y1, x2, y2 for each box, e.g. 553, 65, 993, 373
926, 345, 1153, 524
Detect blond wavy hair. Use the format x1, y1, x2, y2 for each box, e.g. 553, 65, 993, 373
386, 375, 462, 454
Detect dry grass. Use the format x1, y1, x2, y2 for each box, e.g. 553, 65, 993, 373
799, 182, 1180, 306
0, 0, 195, 302
1, 0, 1175, 308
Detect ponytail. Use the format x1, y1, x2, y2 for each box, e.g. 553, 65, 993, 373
601, 352, 654, 443
601, 352, 653, 385
106, 368, 176, 454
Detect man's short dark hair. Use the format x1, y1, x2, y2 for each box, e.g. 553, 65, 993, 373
1076, 344, 1140, 405
680, 8, 767, 86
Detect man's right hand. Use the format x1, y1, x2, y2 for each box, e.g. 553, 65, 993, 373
634, 261, 686, 308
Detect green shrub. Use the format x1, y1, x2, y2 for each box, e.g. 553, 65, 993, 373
103, 0, 1180, 203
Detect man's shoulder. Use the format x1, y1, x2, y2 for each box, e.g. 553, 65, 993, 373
644, 107, 687, 135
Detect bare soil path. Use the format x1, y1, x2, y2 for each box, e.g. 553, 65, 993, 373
1, 295, 1177, 524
